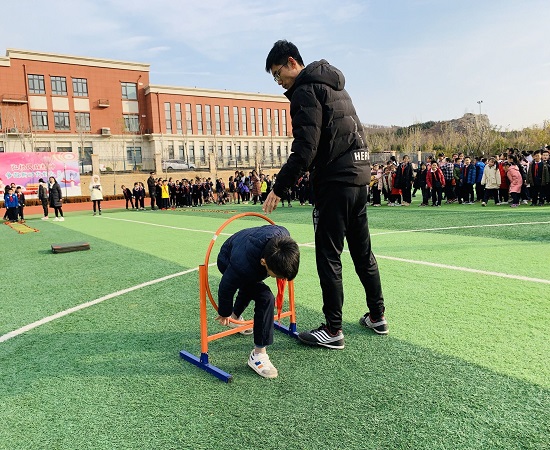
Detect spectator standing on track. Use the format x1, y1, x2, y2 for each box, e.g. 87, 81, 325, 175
15, 186, 25, 222
132, 182, 145, 210
147, 172, 156, 210
262, 40, 388, 349
4, 187, 19, 223
38, 178, 49, 220
121, 185, 134, 209
48, 176, 64, 221
480, 157, 501, 206
395, 155, 413, 206
505, 159, 523, 207
426, 162, 445, 207
89, 175, 103, 216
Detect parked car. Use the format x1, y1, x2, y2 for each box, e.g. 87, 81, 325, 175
161, 160, 196, 171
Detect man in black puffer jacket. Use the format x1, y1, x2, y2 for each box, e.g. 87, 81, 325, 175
263, 40, 388, 349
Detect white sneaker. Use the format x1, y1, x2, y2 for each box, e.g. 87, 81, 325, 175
248, 350, 278, 379
41, 216, 49, 220
52, 217, 60, 222
58, 217, 65, 222
228, 314, 253, 335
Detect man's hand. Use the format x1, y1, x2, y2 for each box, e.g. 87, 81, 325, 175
262, 191, 280, 214
215, 315, 230, 326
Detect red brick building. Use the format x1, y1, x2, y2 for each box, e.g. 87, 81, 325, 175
0, 49, 291, 173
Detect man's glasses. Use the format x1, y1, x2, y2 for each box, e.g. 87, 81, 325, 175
273, 63, 287, 82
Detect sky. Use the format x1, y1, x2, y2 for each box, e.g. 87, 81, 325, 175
1, 0, 549, 131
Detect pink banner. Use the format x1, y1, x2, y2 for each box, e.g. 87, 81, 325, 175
0, 152, 82, 198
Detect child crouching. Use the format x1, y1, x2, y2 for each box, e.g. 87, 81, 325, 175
215, 225, 300, 378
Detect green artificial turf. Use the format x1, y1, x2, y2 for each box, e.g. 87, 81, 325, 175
0, 203, 549, 449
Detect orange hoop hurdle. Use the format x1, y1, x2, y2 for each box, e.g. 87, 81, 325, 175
180, 212, 299, 382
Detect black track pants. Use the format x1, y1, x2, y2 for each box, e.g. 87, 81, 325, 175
313, 184, 385, 331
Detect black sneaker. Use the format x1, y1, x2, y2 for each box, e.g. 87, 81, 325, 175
359, 313, 389, 335
298, 324, 344, 349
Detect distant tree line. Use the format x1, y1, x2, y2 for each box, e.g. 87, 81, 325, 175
364, 114, 550, 158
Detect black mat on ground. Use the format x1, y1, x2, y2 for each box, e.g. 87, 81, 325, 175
51, 242, 91, 253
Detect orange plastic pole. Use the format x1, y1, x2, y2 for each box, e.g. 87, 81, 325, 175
288, 280, 296, 323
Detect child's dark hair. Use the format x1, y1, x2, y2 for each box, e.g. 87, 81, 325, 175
265, 40, 304, 72
263, 236, 300, 281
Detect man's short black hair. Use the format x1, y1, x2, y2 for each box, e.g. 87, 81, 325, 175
263, 236, 300, 281
265, 40, 304, 72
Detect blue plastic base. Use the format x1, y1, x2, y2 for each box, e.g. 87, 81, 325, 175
181, 322, 298, 382
180, 351, 233, 383
274, 321, 299, 338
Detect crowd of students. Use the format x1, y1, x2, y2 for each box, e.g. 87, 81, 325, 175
125, 169, 315, 211
370, 146, 550, 208
3, 176, 65, 223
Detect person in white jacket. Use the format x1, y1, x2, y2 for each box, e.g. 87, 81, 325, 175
480, 158, 502, 206
89, 174, 104, 215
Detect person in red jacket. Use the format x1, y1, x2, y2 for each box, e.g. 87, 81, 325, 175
426, 162, 446, 207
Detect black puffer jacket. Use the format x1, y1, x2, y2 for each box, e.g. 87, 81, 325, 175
216, 225, 289, 317
273, 59, 369, 198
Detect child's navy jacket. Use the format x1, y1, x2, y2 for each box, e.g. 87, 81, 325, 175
217, 225, 289, 317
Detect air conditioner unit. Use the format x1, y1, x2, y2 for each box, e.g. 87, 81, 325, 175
101, 127, 111, 136
8, 127, 18, 134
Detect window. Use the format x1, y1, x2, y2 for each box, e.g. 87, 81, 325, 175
57, 147, 72, 152
205, 105, 212, 135
78, 146, 93, 164
72, 78, 88, 97
75, 112, 91, 131
168, 144, 174, 159
218, 144, 223, 163
244, 144, 249, 161
53, 112, 70, 130
223, 106, 230, 135
274, 109, 280, 136
28, 74, 45, 94
250, 108, 256, 135
164, 102, 172, 133
35, 146, 52, 152
31, 111, 48, 130
178, 145, 184, 159
196, 104, 203, 135
199, 141, 206, 163
121, 82, 137, 100
241, 107, 247, 136
257, 108, 263, 135
185, 104, 193, 134
266, 109, 272, 135
175, 103, 183, 134
126, 146, 142, 164
123, 114, 140, 132
233, 107, 240, 135
214, 106, 221, 135
188, 143, 195, 164
50, 76, 67, 96
282, 110, 287, 135
236, 144, 241, 162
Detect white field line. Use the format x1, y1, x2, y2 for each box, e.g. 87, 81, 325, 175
370, 221, 550, 236
101, 216, 233, 235
299, 243, 550, 284
0, 264, 215, 344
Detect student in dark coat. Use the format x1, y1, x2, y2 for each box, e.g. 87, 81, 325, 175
48, 176, 64, 221
216, 225, 299, 378
38, 178, 49, 220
